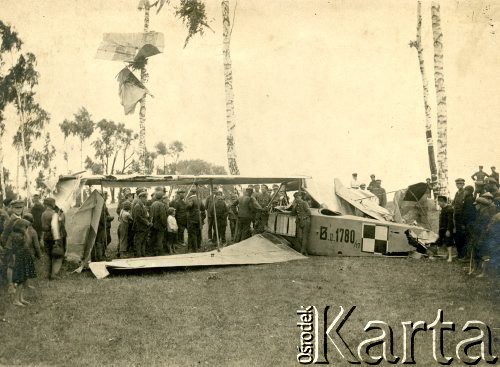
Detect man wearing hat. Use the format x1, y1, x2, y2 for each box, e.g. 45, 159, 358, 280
149, 191, 168, 256
452, 178, 467, 259
172, 189, 188, 245
132, 191, 152, 257
367, 174, 377, 192
436, 196, 455, 262
490, 166, 499, 184
255, 185, 272, 232
485, 177, 499, 196
471, 196, 497, 276
291, 191, 311, 255
232, 187, 262, 242
471, 166, 489, 197
186, 189, 205, 252
1, 200, 26, 247
359, 183, 367, 191
40, 198, 64, 279
371, 180, 387, 208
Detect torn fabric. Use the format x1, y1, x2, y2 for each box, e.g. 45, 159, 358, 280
116, 67, 152, 115
95, 32, 164, 62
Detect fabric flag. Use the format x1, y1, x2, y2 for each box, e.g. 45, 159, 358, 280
116, 67, 152, 115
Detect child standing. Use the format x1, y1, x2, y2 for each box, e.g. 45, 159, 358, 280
167, 207, 178, 254
23, 213, 42, 284
10, 219, 36, 306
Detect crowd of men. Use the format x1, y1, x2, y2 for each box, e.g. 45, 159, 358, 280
106, 183, 307, 260
435, 168, 499, 278
350, 173, 388, 208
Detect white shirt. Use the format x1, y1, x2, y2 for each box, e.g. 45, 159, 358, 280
167, 215, 178, 232
350, 178, 359, 189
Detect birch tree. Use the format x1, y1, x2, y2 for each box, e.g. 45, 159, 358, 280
221, 0, 240, 175
431, 1, 449, 196
410, 1, 437, 180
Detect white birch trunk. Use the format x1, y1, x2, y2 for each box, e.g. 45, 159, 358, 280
15, 87, 32, 202
222, 0, 240, 175
138, 1, 150, 175
431, 2, 449, 196
412, 1, 437, 179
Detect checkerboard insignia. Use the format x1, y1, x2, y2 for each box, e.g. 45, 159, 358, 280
362, 224, 388, 254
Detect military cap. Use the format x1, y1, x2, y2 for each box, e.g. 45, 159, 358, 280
138, 191, 148, 198
375, 179, 382, 183
475, 197, 489, 205
455, 178, 465, 183
360, 183, 366, 188
261, 184, 269, 190
491, 166, 496, 169
23, 213, 34, 223
10, 199, 24, 208
43, 197, 56, 207
479, 165, 484, 168
272, 184, 279, 189
352, 173, 358, 176
437, 195, 448, 202
464, 185, 474, 192
154, 191, 164, 200
293, 191, 301, 197
481, 192, 494, 200
135, 187, 145, 194
370, 174, 375, 178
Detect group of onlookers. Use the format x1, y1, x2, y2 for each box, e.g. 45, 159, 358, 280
436, 169, 499, 278
0, 194, 67, 321
350, 173, 388, 208
111, 183, 293, 259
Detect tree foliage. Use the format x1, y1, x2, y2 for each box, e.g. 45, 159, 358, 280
174, 159, 226, 175
175, 0, 211, 47
59, 107, 95, 168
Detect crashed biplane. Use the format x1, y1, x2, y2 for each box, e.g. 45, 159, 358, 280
52, 173, 435, 278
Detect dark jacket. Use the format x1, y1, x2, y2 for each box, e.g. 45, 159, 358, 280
173, 199, 188, 225
186, 195, 205, 224
439, 205, 454, 235
150, 200, 168, 231
214, 199, 228, 221
462, 193, 476, 227
30, 203, 44, 235
233, 195, 261, 219
132, 201, 151, 232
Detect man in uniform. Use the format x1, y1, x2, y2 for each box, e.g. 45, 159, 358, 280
367, 174, 377, 192
452, 178, 467, 259
213, 191, 229, 244
233, 187, 262, 242
489, 166, 499, 185
436, 196, 454, 262
186, 189, 205, 252
205, 191, 216, 242
227, 192, 239, 241
150, 191, 168, 255
291, 191, 311, 256
41, 198, 64, 279
132, 191, 151, 257
255, 184, 271, 232
471, 165, 489, 197
172, 190, 188, 245
270, 184, 281, 208
372, 179, 387, 208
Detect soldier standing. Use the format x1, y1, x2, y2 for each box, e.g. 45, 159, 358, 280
132, 191, 151, 257
205, 191, 216, 242
186, 189, 205, 252
452, 178, 467, 259
214, 191, 229, 244
150, 191, 168, 256
227, 192, 238, 241
291, 191, 311, 256
471, 165, 489, 197
173, 190, 188, 245
367, 174, 377, 192
255, 184, 271, 232
40, 198, 64, 279
436, 196, 455, 263
490, 166, 499, 184
233, 187, 262, 242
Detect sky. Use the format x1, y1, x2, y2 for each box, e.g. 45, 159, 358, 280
1, 0, 499, 197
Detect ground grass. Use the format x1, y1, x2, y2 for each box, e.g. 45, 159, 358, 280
0, 255, 498, 366
1, 204, 498, 366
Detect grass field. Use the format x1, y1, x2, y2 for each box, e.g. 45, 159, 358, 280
0, 253, 498, 366
0, 204, 498, 366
